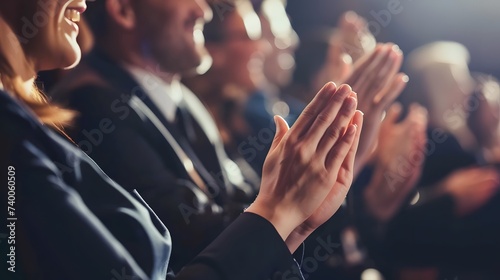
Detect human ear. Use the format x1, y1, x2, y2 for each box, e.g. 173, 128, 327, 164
106, 0, 136, 30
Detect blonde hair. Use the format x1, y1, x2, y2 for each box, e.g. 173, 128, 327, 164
0, 16, 75, 130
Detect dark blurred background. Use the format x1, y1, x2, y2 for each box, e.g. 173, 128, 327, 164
287, 0, 500, 78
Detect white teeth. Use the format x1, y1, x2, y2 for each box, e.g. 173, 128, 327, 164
65, 9, 81, 23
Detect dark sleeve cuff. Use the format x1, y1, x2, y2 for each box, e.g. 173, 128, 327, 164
183, 212, 302, 280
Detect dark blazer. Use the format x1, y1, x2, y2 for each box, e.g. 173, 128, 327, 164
51, 50, 258, 271
0, 89, 298, 280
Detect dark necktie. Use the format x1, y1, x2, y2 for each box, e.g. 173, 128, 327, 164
172, 103, 225, 198
175, 104, 197, 143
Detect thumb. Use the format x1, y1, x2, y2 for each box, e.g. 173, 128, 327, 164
383, 102, 402, 125
270, 115, 290, 151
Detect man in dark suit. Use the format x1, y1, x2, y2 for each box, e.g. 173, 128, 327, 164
51, 0, 259, 272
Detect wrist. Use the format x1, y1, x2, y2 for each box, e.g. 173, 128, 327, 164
245, 200, 297, 241
285, 225, 313, 253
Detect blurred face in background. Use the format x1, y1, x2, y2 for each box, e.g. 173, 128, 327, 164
133, 0, 212, 73
206, 1, 268, 93
4, 0, 88, 71
259, 0, 299, 87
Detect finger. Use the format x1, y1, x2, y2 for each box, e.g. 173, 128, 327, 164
305, 85, 354, 147
413, 105, 429, 144
375, 73, 409, 110
270, 115, 290, 152
316, 95, 358, 155
345, 111, 364, 172
326, 110, 363, 173
383, 102, 403, 125
356, 44, 402, 97
379, 45, 403, 77
404, 103, 429, 127
480, 169, 500, 185
350, 44, 391, 88
346, 44, 385, 87
381, 163, 419, 198
411, 112, 428, 152
358, 45, 403, 95
352, 12, 368, 32
315, 175, 352, 223
327, 42, 353, 71
291, 82, 337, 137
340, 11, 360, 28
384, 164, 420, 199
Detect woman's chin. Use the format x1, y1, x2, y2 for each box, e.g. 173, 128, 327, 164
63, 53, 81, 69
61, 44, 82, 70
39, 40, 82, 71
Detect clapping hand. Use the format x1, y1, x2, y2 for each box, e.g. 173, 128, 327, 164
439, 167, 500, 216
345, 43, 407, 175
364, 103, 428, 222
246, 83, 363, 252
331, 11, 376, 63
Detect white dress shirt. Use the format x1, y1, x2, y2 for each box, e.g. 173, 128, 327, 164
125, 65, 183, 123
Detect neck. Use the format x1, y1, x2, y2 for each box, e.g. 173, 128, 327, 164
184, 74, 218, 102
126, 55, 177, 84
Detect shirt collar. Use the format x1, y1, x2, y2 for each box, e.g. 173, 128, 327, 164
124, 64, 183, 122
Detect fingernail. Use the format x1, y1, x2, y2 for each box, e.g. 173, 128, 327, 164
392, 44, 403, 54
274, 115, 281, 134
326, 81, 337, 91
342, 53, 353, 64
340, 84, 353, 92
358, 110, 365, 116
346, 97, 357, 109
344, 11, 357, 23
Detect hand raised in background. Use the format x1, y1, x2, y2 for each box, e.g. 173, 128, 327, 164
364, 103, 428, 223
311, 12, 377, 99
345, 43, 407, 176
312, 41, 353, 92
439, 167, 500, 217
331, 11, 377, 63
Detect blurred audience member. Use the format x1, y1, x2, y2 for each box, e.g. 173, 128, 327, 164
406, 41, 476, 150
258, 0, 299, 91
183, 0, 269, 176
240, 0, 302, 175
